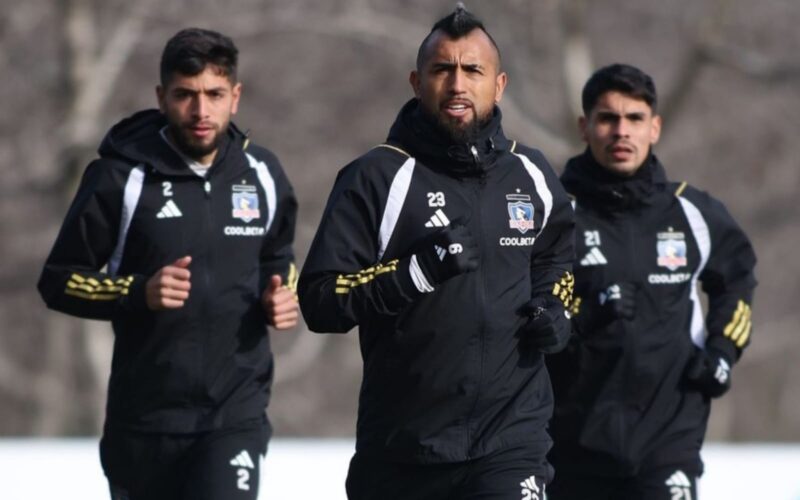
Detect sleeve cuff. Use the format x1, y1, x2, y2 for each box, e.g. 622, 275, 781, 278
391, 257, 428, 302
409, 255, 435, 293
706, 335, 740, 364
120, 275, 149, 312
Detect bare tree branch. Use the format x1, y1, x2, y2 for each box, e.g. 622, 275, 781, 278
658, 47, 707, 132
63, 0, 159, 148
557, 0, 593, 123
660, 0, 800, 129
701, 42, 800, 81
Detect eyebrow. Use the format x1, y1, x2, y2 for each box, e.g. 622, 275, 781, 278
171, 86, 228, 95
595, 110, 647, 119
430, 61, 485, 72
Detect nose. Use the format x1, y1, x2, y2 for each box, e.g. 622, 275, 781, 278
448, 68, 467, 94
191, 95, 209, 119
612, 118, 629, 138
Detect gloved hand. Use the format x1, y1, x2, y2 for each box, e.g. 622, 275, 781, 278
414, 223, 480, 286
519, 298, 571, 354
684, 347, 732, 398
597, 282, 637, 322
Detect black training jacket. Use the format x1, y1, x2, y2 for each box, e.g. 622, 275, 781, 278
299, 99, 575, 464
546, 151, 756, 475
38, 109, 297, 434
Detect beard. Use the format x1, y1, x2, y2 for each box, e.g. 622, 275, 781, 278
426, 106, 493, 145
435, 115, 481, 144
167, 121, 227, 162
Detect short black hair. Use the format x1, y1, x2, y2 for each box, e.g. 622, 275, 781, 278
416, 3, 500, 71
160, 28, 238, 86
581, 63, 658, 115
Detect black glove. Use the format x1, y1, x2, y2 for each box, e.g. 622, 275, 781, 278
519, 298, 571, 354
414, 223, 480, 286
684, 347, 732, 398
597, 282, 637, 323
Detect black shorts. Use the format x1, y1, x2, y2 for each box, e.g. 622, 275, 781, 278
100, 418, 269, 500
346, 443, 552, 500
547, 462, 700, 500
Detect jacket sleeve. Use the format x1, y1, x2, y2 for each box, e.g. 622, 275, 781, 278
298, 157, 422, 334
37, 160, 149, 320
528, 150, 576, 313
257, 151, 299, 293
688, 189, 757, 362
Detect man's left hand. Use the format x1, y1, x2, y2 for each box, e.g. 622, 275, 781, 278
262, 275, 299, 330
684, 347, 732, 398
519, 298, 571, 354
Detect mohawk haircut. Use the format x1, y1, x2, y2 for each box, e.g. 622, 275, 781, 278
160, 28, 239, 86
582, 63, 659, 115
416, 3, 501, 71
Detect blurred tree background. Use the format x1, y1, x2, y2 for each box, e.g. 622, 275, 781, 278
1, 0, 798, 440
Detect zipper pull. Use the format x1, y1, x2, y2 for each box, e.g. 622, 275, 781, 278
470, 144, 480, 165
204, 180, 211, 195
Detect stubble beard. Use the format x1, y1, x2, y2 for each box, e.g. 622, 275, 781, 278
168, 121, 226, 162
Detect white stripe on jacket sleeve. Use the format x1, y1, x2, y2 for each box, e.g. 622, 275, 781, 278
108, 165, 145, 275
377, 157, 416, 261
678, 195, 712, 347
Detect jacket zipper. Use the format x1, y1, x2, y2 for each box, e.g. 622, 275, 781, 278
196, 178, 214, 401
464, 167, 488, 459
619, 209, 637, 457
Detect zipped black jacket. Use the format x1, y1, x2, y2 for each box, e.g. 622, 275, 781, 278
38, 109, 297, 434
547, 151, 756, 475
299, 99, 575, 464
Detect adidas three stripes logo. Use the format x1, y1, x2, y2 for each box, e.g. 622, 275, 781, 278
157, 200, 183, 219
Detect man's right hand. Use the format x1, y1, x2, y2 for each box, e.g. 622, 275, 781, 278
414, 223, 479, 286
146, 256, 192, 310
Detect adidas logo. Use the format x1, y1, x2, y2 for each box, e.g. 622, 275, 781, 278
666, 470, 691, 488
435, 245, 447, 261
580, 247, 607, 266
714, 357, 731, 385
156, 200, 183, 219
665, 470, 693, 499
425, 209, 450, 228
229, 450, 255, 469
229, 449, 256, 492
520, 475, 541, 500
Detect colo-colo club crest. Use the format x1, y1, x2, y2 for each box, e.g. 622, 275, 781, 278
232, 184, 261, 223
507, 193, 535, 234
656, 229, 687, 271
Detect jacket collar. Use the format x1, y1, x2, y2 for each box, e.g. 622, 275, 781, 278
386, 98, 512, 177
98, 109, 248, 177
561, 149, 669, 211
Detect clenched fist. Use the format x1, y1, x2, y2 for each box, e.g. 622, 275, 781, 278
146, 256, 192, 310
262, 275, 299, 330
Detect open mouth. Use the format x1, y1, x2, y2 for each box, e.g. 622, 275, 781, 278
442, 100, 473, 118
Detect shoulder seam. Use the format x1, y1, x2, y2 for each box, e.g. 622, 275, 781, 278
373, 143, 411, 158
